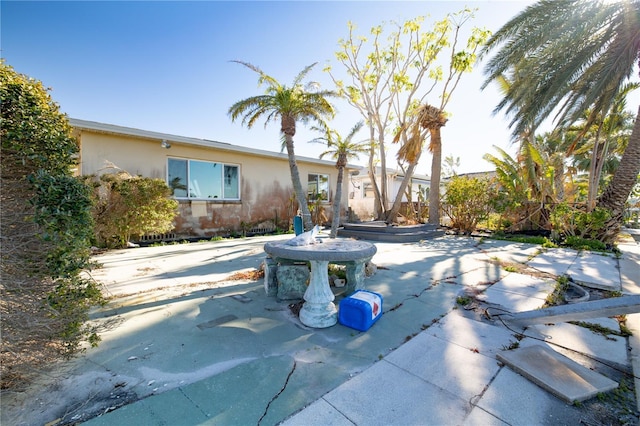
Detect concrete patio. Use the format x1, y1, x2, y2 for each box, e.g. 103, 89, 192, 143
2, 231, 639, 425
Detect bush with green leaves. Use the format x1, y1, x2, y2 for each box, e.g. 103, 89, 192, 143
1, 61, 102, 388
442, 176, 494, 234
564, 235, 608, 252
87, 171, 178, 248
550, 202, 612, 243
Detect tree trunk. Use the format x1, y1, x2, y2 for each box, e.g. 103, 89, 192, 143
386, 161, 418, 223
368, 147, 383, 219
377, 127, 388, 220
330, 166, 344, 238
553, 159, 565, 202
281, 116, 312, 231
364, 120, 389, 221
364, 123, 383, 219
428, 128, 443, 225
596, 105, 640, 242
591, 136, 610, 209
587, 125, 604, 211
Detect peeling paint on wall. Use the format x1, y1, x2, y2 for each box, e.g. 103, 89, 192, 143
172, 180, 319, 238
73, 121, 348, 240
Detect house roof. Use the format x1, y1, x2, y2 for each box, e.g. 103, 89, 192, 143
69, 118, 345, 168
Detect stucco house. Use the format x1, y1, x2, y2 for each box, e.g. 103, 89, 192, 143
348, 168, 498, 223
70, 118, 352, 241
348, 167, 431, 221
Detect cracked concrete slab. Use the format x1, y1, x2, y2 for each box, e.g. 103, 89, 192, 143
321, 360, 471, 426
569, 252, 621, 291
476, 366, 589, 425
462, 407, 510, 426
423, 312, 517, 358
384, 332, 502, 401
620, 248, 640, 294
497, 345, 618, 403
280, 399, 352, 426
482, 273, 555, 312
526, 321, 630, 367
481, 289, 547, 312
526, 248, 578, 275
7, 234, 638, 426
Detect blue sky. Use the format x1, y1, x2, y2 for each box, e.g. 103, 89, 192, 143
3, 0, 556, 174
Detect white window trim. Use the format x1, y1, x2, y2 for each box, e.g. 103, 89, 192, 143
308, 172, 331, 203
167, 157, 241, 201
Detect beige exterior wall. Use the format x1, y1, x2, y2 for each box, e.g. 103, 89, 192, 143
347, 169, 431, 221
75, 127, 349, 239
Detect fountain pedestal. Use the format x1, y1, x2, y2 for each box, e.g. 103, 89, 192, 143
264, 239, 377, 328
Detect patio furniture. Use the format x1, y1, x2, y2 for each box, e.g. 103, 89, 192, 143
264, 239, 376, 328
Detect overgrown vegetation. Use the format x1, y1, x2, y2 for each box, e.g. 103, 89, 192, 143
550, 203, 612, 244
1, 62, 103, 389
491, 232, 556, 247
440, 176, 621, 253
568, 321, 632, 338
327, 10, 490, 224
442, 176, 494, 234
85, 169, 178, 248
456, 295, 473, 306
490, 231, 614, 253
544, 275, 571, 307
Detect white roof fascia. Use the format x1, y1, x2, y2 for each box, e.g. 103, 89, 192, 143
69, 118, 336, 167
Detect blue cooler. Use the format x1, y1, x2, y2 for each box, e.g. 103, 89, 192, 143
338, 290, 383, 331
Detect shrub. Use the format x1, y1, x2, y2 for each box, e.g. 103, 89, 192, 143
483, 212, 512, 232
491, 232, 557, 247
87, 170, 178, 248
1, 62, 102, 389
564, 236, 607, 252
443, 176, 493, 234
29, 171, 95, 277
550, 202, 612, 242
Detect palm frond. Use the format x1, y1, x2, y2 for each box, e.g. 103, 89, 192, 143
229, 60, 280, 89
292, 63, 319, 88
481, 0, 640, 139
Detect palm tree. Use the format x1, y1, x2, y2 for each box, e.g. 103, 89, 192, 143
535, 132, 571, 202
568, 83, 638, 209
395, 104, 448, 225
311, 121, 368, 238
421, 105, 449, 225
484, 140, 557, 231
228, 61, 336, 231
481, 0, 640, 242
483, 146, 529, 230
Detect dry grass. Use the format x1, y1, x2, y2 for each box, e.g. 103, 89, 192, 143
1, 176, 69, 390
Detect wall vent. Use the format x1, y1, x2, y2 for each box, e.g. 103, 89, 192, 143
139, 233, 177, 242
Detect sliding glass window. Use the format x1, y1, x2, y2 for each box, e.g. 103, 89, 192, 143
168, 158, 240, 200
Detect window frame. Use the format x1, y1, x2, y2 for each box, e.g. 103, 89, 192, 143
307, 173, 330, 202
167, 157, 241, 201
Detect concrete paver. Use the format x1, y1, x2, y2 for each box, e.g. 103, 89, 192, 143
497, 345, 618, 403
424, 312, 516, 358
384, 331, 502, 402
475, 367, 586, 425
527, 248, 578, 275
527, 322, 629, 367
461, 407, 509, 426
482, 273, 555, 312
2, 233, 638, 426
319, 361, 471, 426
569, 252, 621, 291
